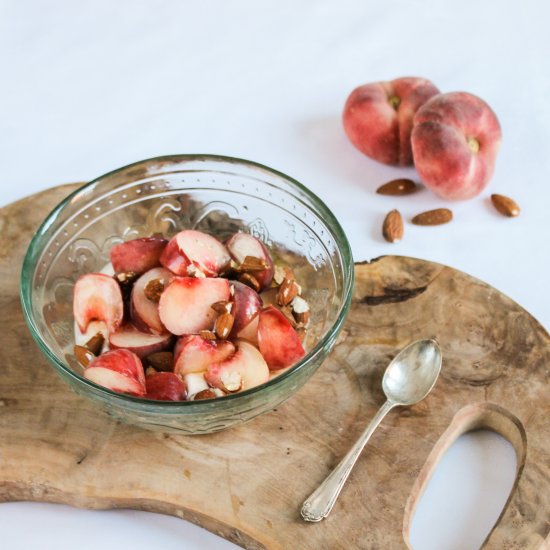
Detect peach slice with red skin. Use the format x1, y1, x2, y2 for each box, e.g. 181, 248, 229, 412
131, 267, 173, 334
174, 334, 235, 376
160, 230, 230, 277
84, 349, 146, 396
110, 236, 167, 275
73, 273, 124, 334
109, 324, 174, 359
236, 314, 259, 346
159, 237, 189, 276
158, 277, 231, 335
411, 91, 502, 200
230, 280, 262, 335
225, 232, 274, 289
343, 76, 440, 166
258, 305, 305, 370
145, 372, 186, 401
205, 340, 269, 392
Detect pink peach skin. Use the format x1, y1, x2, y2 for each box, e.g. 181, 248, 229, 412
110, 236, 167, 275
411, 91, 502, 200
84, 349, 146, 397
73, 273, 124, 334
343, 77, 440, 166
145, 372, 186, 401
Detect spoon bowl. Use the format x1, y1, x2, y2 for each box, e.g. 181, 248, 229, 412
383, 339, 442, 406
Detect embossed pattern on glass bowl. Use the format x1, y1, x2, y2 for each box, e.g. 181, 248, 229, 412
21, 155, 354, 434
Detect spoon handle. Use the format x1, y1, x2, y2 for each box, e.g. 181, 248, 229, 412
301, 399, 395, 522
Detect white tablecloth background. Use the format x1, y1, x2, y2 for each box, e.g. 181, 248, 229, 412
0, 1, 547, 549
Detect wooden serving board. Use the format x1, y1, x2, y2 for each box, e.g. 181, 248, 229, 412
0, 184, 549, 549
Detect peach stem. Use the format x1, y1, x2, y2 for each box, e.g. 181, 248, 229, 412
388, 95, 401, 109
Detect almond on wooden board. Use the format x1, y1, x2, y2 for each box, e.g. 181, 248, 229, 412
491, 194, 520, 217
376, 179, 418, 196
382, 210, 404, 243
411, 208, 453, 226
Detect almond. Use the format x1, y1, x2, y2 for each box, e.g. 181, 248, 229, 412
293, 310, 310, 326
412, 208, 453, 226
193, 389, 217, 400
238, 273, 261, 293
491, 194, 520, 217
376, 178, 418, 196
273, 265, 295, 286
144, 278, 165, 303
220, 371, 242, 393
382, 209, 404, 242
84, 332, 105, 356
238, 255, 268, 273
214, 312, 234, 340
74, 345, 95, 367
291, 296, 311, 326
277, 278, 299, 306
211, 300, 233, 314
279, 305, 298, 327
199, 329, 217, 341
146, 351, 174, 372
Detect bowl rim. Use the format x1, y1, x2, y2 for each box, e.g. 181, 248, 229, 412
20, 153, 354, 408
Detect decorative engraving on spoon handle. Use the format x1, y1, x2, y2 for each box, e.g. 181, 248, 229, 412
301, 400, 395, 522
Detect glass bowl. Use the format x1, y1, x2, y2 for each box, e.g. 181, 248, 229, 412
20, 155, 354, 434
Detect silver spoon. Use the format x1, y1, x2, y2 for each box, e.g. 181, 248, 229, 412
301, 338, 442, 522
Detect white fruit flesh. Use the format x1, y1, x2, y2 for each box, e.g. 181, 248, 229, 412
176, 230, 230, 276
84, 367, 145, 396
109, 325, 173, 358
236, 314, 259, 345
158, 277, 231, 335
206, 340, 269, 391
184, 372, 210, 399
73, 273, 124, 334
174, 335, 235, 376
74, 320, 109, 353
131, 267, 173, 334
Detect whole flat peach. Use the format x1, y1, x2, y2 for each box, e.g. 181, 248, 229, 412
411, 91, 502, 200
343, 77, 440, 166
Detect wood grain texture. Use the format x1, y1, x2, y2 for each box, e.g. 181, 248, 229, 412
0, 184, 549, 549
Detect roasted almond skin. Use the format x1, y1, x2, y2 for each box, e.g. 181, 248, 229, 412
146, 351, 174, 372
214, 312, 234, 340
293, 310, 311, 326
211, 300, 232, 314
491, 194, 520, 217
376, 178, 418, 196
74, 345, 95, 367
194, 389, 218, 400
199, 329, 217, 341
382, 209, 404, 242
412, 208, 453, 226
238, 273, 261, 293
238, 255, 268, 273
277, 278, 299, 306
144, 278, 165, 303
84, 332, 105, 356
